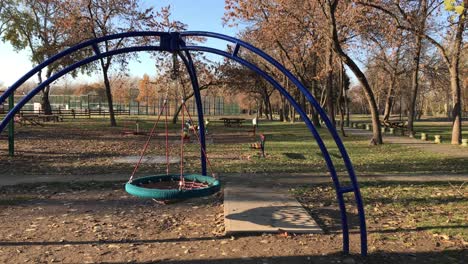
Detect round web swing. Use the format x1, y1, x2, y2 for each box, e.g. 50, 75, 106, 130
125, 54, 220, 200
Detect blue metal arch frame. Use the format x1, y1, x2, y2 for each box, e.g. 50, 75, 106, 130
0, 31, 367, 256
177, 50, 207, 176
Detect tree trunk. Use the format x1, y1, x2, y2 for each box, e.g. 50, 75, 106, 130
264, 91, 273, 120
172, 103, 183, 124
449, 11, 465, 144
407, 34, 422, 136
384, 46, 402, 121
290, 102, 296, 123
326, 46, 336, 125
451, 69, 462, 144
300, 93, 307, 121
324, 1, 382, 144
407, 0, 427, 137
264, 99, 270, 120
338, 62, 346, 136
310, 79, 321, 127
280, 96, 286, 122
100, 60, 117, 127
344, 84, 350, 127
41, 88, 52, 115
36, 71, 52, 115
268, 98, 273, 120
259, 101, 263, 118
310, 105, 321, 127
260, 85, 273, 120
383, 77, 396, 121
449, 61, 462, 144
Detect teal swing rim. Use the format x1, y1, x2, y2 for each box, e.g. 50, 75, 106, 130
125, 174, 221, 199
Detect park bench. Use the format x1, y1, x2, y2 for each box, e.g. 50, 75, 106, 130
38, 114, 63, 122
15, 114, 44, 127
381, 120, 408, 135
220, 117, 245, 127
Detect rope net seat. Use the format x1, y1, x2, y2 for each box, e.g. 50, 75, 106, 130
125, 174, 220, 199
125, 53, 220, 200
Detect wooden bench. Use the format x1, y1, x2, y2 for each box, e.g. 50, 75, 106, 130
220, 117, 246, 127
15, 114, 44, 127
38, 114, 63, 122
381, 120, 408, 135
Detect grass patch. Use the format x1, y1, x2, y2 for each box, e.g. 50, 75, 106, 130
4, 118, 467, 176
292, 181, 468, 240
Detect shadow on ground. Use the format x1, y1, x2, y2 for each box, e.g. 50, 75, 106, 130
97, 250, 465, 264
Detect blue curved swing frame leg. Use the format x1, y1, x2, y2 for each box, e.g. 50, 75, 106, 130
176, 49, 207, 176
0, 31, 367, 256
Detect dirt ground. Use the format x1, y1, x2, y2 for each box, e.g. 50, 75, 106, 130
0, 182, 465, 264
0, 121, 466, 263
0, 123, 256, 177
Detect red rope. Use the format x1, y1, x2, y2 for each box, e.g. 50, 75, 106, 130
165, 100, 169, 175
129, 101, 167, 182
182, 103, 216, 178
179, 100, 186, 189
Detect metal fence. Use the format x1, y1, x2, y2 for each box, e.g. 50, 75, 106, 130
2, 94, 241, 116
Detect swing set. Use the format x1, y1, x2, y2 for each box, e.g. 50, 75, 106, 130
0, 31, 368, 256
125, 54, 220, 200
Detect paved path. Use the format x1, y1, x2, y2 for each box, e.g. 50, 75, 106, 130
1, 172, 467, 187
347, 128, 468, 158
224, 187, 322, 234
0, 174, 129, 186
1, 171, 467, 187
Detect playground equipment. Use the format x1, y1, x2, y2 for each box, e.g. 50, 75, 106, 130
0, 31, 367, 256
126, 55, 220, 200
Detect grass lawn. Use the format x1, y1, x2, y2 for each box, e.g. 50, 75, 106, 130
0, 116, 466, 177
348, 115, 468, 143
292, 181, 468, 242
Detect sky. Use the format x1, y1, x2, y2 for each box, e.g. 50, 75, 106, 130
0, 0, 241, 87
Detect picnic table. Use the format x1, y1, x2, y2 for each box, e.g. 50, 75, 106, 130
381, 120, 406, 128
15, 114, 44, 126
381, 120, 408, 135
38, 114, 63, 122
220, 117, 246, 127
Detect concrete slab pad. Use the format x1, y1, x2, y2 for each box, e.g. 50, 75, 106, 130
224, 187, 322, 234
113, 156, 180, 164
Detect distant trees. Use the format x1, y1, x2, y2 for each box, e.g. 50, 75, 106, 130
224, 0, 383, 142
0, 0, 12, 34
0, 0, 465, 144
217, 58, 275, 119
61, 0, 162, 126
361, 0, 466, 143
318, 0, 383, 143
0, 0, 183, 127
137, 74, 157, 107
224, 0, 466, 145
1, 0, 76, 114
436, 1, 466, 144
